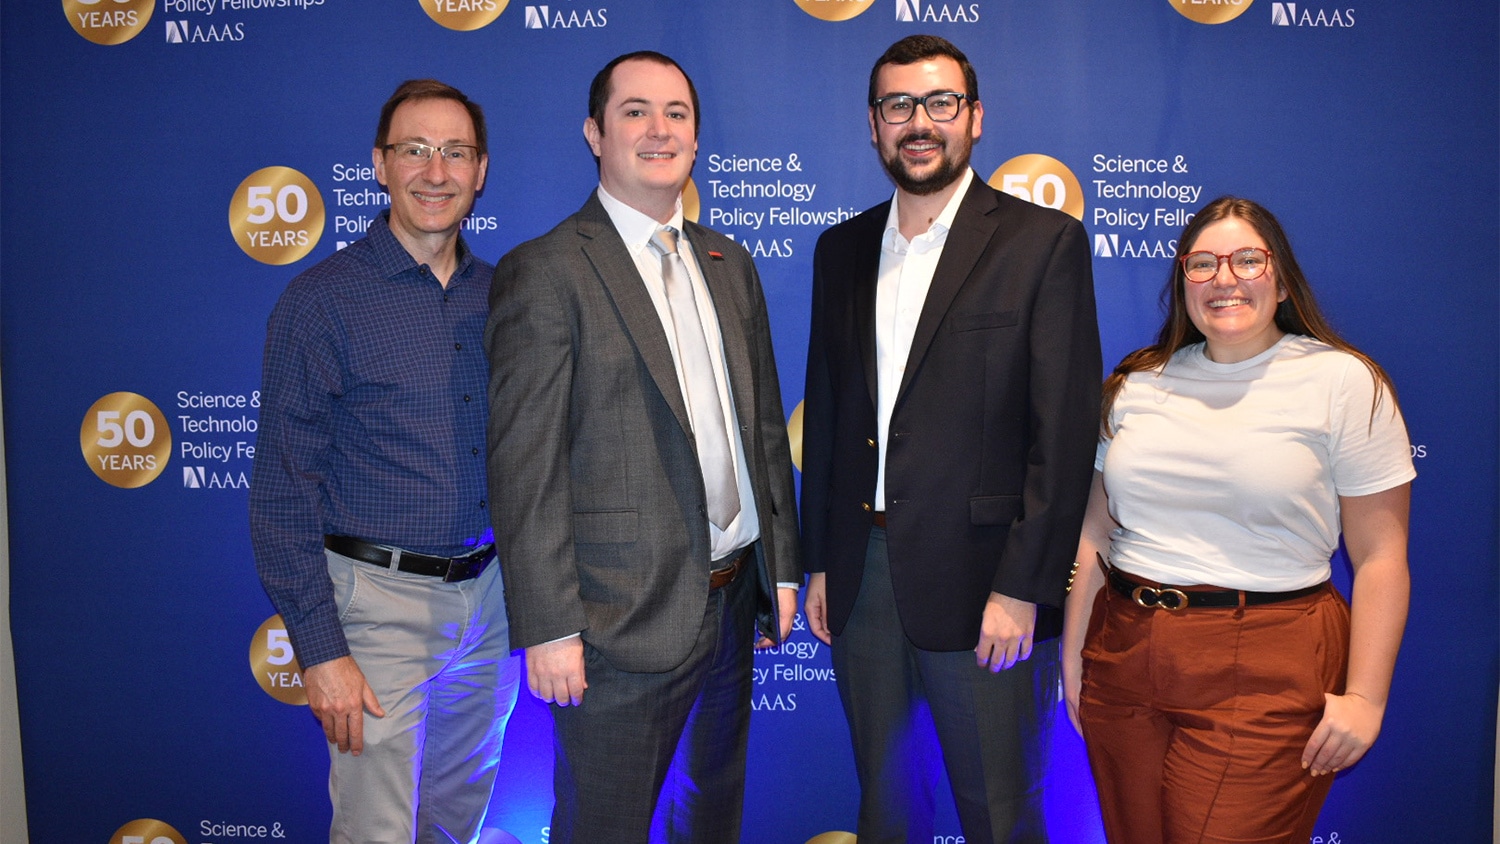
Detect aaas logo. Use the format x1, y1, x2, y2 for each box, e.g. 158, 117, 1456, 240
62, 0, 154, 44
1092, 233, 1179, 259
524, 4, 608, 28
896, 0, 981, 23
164, 20, 247, 42
1271, 3, 1354, 26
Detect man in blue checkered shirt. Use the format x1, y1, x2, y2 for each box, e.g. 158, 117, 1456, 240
249, 79, 518, 844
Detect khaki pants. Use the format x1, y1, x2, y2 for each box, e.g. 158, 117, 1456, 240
325, 550, 521, 844
1079, 579, 1349, 844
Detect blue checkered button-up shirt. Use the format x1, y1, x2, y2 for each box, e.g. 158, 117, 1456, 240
249, 212, 494, 669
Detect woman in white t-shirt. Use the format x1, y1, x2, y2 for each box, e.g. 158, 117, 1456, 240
1062, 196, 1413, 843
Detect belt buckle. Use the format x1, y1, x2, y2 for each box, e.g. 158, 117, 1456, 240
443, 550, 489, 583
1131, 584, 1188, 611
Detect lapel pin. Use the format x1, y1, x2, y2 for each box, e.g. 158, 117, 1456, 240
707, 251, 724, 261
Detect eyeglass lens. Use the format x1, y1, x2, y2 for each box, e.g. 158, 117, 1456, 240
878, 93, 964, 124
1182, 248, 1269, 282
389, 142, 480, 167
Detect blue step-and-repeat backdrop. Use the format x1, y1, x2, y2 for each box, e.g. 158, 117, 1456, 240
4, 1, 1496, 842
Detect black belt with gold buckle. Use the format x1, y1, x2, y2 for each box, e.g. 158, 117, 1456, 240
1108, 568, 1325, 611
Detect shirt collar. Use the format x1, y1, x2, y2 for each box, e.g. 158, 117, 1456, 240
882, 168, 975, 252
366, 210, 476, 285
596, 184, 685, 250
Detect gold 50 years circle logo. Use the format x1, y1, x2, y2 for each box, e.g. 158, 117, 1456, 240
988, 155, 1085, 222
794, 0, 875, 21
110, 819, 187, 844
62, 0, 154, 45
1169, 0, 1253, 24
683, 178, 702, 223
420, 0, 509, 30
787, 400, 805, 473
251, 615, 308, 705
229, 167, 326, 266
81, 393, 171, 488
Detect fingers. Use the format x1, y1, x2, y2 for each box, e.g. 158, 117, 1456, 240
345, 707, 364, 756
1065, 698, 1084, 738
807, 606, 831, 645
974, 632, 1032, 671
525, 640, 588, 707
362, 683, 386, 719
1302, 693, 1379, 776
805, 575, 832, 645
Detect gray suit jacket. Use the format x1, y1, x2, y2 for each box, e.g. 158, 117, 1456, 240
485, 193, 801, 673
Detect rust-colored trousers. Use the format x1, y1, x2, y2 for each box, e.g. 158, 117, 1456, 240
1078, 579, 1350, 844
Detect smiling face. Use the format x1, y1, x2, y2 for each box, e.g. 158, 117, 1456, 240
1183, 216, 1288, 362
584, 57, 697, 223
372, 96, 487, 253
869, 55, 982, 197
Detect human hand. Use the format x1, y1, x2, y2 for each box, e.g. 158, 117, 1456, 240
1302, 692, 1385, 776
804, 573, 831, 645
975, 593, 1036, 671
304, 655, 385, 755
526, 637, 587, 706
756, 586, 801, 649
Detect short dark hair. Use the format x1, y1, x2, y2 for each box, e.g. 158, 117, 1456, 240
588, 50, 702, 137
374, 79, 488, 157
868, 34, 979, 106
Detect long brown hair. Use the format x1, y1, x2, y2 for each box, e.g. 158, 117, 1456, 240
1102, 196, 1397, 434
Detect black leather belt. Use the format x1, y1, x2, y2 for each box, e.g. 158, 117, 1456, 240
325, 535, 494, 583
710, 546, 753, 590
1108, 568, 1325, 611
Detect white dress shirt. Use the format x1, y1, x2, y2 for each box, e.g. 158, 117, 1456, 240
873, 169, 974, 510
595, 186, 760, 561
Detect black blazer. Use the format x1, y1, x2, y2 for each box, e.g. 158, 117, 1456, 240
800, 175, 1101, 650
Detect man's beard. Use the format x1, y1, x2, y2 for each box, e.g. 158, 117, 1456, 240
880, 129, 971, 196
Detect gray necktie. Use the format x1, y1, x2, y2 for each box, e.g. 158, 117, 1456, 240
650, 226, 742, 530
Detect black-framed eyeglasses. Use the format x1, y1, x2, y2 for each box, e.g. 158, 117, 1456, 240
1180, 247, 1274, 283
871, 92, 971, 125
382, 141, 482, 169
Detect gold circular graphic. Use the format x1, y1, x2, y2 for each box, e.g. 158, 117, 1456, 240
1168, 0, 1253, 24
229, 166, 326, 266
419, 0, 509, 31
81, 392, 171, 489
109, 819, 187, 844
806, 834, 858, 844
683, 178, 701, 224
251, 614, 308, 706
62, 0, 154, 45
793, 0, 875, 21
787, 400, 804, 472
987, 155, 1085, 222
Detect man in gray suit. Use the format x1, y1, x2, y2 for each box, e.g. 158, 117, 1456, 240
484, 51, 801, 843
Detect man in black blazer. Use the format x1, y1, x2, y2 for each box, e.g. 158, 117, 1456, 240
801, 35, 1101, 843
485, 51, 800, 843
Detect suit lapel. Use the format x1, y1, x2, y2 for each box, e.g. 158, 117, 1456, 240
575, 195, 694, 437
850, 203, 888, 410
897, 178, 998, 402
